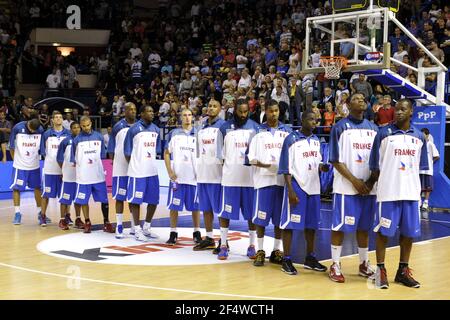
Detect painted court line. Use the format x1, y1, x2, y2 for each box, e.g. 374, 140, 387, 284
0, 262, 298, 300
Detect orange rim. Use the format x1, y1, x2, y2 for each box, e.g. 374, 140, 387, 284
319, 56, 348, 69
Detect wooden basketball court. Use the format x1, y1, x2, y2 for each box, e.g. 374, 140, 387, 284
1, 194, 449, 300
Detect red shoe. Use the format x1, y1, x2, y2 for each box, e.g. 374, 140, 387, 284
83, 221, 92, 233
103, 222, 115, 233
329, 262, 345, 283
359, 260, 375, 278
74, 218, 85, 229
58, 219, 69, 230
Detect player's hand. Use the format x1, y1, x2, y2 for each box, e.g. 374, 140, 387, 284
365, 180, 375, 192
288, 190, 299, 206
352, 178, 370, 195
268, 164, 278, 174
169, 171, 177, 181
320, 163, 330, 172
2, 157, 6, 163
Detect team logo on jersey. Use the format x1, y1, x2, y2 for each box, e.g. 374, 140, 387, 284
308, 164, 312, 171
355, 154, 364, 163
146, 152, 152, 158
25, 151, 30, 156
270, 155, 276, 162
88, 158, 93, 164
183, 154, 189, 161
202, 147, 206, 155
399, 161, 406, 171
37, 228, 275, 266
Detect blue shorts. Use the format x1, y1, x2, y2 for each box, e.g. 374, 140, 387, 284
58, 181, 77, 205
280, 180, 321, 230
218, 186, 254, 221
332, 194, 376, 233
252, 186, 284, 227
373, 201, 421, 238
112, 176, 129, 201
10, 168, 41, 191
197, 183, 222, 213
127, 176, 160, 205
41, 174, 62, 198
420, 174, 433, 192
167, 183, 198, 211
74, 182, 108, 205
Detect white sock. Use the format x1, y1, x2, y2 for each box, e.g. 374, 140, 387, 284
171, 227, 177, 233
220, 227, 228, 245
206, 231, 213, 239
358, 247, 369, 264
249, 230, 256, 246
116, 213, 123, 226
130, 219, 135, 229
194, 227, 200, 232
37, 206, 41, 213
273, 238, 281, 251
423, 199, 429, 204
331, 245, 342, 264
143, 221, 151, 230
135, 225, 141, 231
14, 206, 20, 213
257, 237, 264, 251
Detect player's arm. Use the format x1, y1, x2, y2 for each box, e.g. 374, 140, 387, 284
164, 131, 177, 181
107, 125, 117, 161
284, 174, 299, 206
56, 140, 65, 169
8, 125, 18, 160
123, 127, 133, 163
366, 130, 383, 191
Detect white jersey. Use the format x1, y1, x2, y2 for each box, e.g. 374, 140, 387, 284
419, 139, 439, 176
370, 124, 428, 202
123, 120, 161, 178
329, 116, 379, 195
71, 131, 106, 185
196, 118, 226, 184
218, 119, 260, 187
247, 123, 291, 189
279, 131, 322, 195
41, 128, 70, 175
9, 121, 44, 170
166, 127, 197, 186
108, 119, 135, 177
57, 135, 77, 182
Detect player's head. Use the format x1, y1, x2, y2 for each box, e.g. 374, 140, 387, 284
265, 99, 279, 124
421, 128, 430, 139
140, 105, 154, 123
394, 98, 413, 123
52, 110, 63, 126
27, 118, 41, 133
180, 108, 193, 126
124, 102, 137, 121
301, 110, 316, 132
70, 121, 80, 136
234, 99, 249, 126
207, 99, 221, 118
79, 116, 92, 133
349, 93, 367, 114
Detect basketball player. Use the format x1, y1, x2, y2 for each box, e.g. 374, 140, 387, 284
39, 111, 70, 226
216, 99, 261, 260
108, 102, 137, 239
368, 99, 428, 289
71, 116, 114, 233
418, 128, 439, 214
164, 108, 201, 245
278, 110, 328, 275
328, 93, 378, 283
247, 100, 291, 267
124, 105, 161, 241
10, 118, 44, 225
193, 99, 226, 251
56, 121, 83, 230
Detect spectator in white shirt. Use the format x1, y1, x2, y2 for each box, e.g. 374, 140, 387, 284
238, 68, 251, 90
129, 42, 143, 59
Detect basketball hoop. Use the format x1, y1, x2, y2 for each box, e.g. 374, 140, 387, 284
320, 56, 348, 79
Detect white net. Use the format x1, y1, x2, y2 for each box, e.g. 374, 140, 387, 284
320, 57, 346, 79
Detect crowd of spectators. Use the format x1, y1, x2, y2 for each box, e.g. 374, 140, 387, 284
0, 0, 449, 149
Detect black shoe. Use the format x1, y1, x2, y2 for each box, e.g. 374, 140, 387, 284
193, 231, 202, 244
395, 266, 420, 288
213, 239, 229, 254
304, 254, 327, 272
281, 258, 298, 275
269, 250, 283, 264
166, 232, 178, 245
253, 250, 266, 267
193, 236, 216, 251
